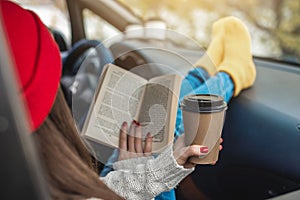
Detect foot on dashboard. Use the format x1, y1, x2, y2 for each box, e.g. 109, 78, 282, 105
217, 16, 256, 96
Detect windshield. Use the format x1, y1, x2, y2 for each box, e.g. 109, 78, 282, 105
119, 0, 300, 64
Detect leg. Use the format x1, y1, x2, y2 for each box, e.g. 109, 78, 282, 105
155, 189, 176, 200
179, 67, 210, 99
189, 72, 234, 103
175, 71, 234, 138
176, 16, 256, 137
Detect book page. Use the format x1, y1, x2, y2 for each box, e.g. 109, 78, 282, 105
137, 74, 182, 152
82, 64, 147, 148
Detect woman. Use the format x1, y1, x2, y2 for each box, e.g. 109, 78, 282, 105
175, 15, 256, 138
102, 16, 257, 200
1, 1, 214, 199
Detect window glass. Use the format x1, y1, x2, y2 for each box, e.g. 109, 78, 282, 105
12, 0, 71, 46
118, 0, 300, 64
83, 9, 121, 42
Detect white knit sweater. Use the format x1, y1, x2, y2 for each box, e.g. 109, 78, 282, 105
101, 145, 194, 200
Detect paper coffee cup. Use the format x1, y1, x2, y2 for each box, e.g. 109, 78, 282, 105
180, 94, 227, 164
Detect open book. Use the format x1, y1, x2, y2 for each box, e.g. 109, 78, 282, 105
82, 63, 182, 153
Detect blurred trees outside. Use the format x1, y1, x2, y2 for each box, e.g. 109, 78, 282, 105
120, 0, 300, 63
15, 0, 300, 63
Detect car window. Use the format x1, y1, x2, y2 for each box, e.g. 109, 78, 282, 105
118, 0, 300, 65
83, 9, 121, 42
12, 0, 71, 47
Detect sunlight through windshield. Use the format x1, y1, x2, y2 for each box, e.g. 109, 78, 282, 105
119, 0, 300, 64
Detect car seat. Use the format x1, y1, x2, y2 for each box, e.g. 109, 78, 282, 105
48, 28, 69, 52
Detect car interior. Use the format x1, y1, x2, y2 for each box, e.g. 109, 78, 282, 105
1, 0, 300, 199
0, 21, 50, 199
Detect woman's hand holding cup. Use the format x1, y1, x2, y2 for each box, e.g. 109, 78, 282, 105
117, 121, 223, 169
173, 134, 223, 168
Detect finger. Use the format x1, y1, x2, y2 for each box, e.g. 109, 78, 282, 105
211, 161, 217, 165
134, 124, 143, 154
133, 120, 140, 126
119, 122, 128, 151
219, 138, 223, 144
183, 162, 196, 169
175, 145, 209, 167
128, 121, 136, 152
144, 132, 152, 156
219, 145, 223, 151
186, 145, 208, 158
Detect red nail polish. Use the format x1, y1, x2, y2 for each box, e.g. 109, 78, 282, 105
200, 147, 209, 153
133, 120, 140, 126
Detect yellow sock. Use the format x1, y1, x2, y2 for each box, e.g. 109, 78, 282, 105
217, 16, 256, 96
194, 18, 226, 76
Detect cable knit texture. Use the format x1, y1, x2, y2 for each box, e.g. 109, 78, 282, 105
101, 145, 194, 200
113, 156, 154, 171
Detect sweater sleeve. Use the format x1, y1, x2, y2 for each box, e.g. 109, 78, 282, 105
113, 156, 154, 171
100, 145, 194, 200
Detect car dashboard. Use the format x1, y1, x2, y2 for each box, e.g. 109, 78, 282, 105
108, 38, 300, 199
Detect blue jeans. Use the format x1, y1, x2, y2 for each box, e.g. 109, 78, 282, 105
101, 67, 234, 200
175, 68, 234, 139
